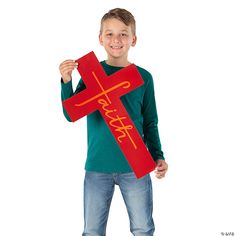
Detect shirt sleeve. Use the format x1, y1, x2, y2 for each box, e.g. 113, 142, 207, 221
61, 78, 86, 121
142, 74, 165, 161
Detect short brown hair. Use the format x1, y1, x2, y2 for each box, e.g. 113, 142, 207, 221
100, 8, 136, 35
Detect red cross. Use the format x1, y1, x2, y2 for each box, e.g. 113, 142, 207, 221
63, 51, 156, 178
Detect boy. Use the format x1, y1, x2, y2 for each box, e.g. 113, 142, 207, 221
60, 8, 168, 236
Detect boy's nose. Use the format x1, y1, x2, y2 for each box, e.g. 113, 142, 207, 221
112, 35, 121, 43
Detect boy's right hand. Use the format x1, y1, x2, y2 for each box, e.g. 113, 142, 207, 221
59, 60, 78, 83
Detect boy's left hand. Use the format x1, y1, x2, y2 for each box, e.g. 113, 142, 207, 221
154, 160, 168, 179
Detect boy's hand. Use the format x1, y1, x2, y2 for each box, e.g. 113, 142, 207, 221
154, 159, 168, 179
59, 60, 78, 83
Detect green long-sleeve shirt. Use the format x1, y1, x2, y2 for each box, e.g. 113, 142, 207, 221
61, 60, 164, 173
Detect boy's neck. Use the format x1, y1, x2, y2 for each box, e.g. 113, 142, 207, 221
105, 57, 131, 67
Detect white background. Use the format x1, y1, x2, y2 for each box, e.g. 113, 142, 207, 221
0, 0, 235, 235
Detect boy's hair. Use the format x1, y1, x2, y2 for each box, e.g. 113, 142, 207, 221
100, 8, 136, 35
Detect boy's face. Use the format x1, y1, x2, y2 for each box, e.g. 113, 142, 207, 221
99, 18, 136, 62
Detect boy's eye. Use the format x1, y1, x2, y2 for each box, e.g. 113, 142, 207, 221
106, 33, 112, 37
121, 33, 128, 37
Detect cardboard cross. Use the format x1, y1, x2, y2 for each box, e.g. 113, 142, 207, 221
63, 51, 156, 178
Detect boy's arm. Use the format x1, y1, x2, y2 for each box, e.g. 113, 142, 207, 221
61, 78, 86, 121
142, 74, 165, 161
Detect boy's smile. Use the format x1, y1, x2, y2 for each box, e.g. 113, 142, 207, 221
99, 18, 137, 67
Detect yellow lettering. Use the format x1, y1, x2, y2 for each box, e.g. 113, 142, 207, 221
74, 72, 136, 149
98, 98, 137, 149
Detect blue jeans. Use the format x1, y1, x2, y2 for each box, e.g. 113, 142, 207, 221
82, 171, 155, 236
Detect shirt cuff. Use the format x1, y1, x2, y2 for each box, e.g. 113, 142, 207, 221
61, 78, 73, 100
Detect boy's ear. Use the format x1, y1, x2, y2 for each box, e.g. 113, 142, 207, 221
131, 35, 137, 47
99, 34, 103, 45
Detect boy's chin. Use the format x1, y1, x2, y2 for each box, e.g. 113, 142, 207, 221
108, 51, 126, 59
